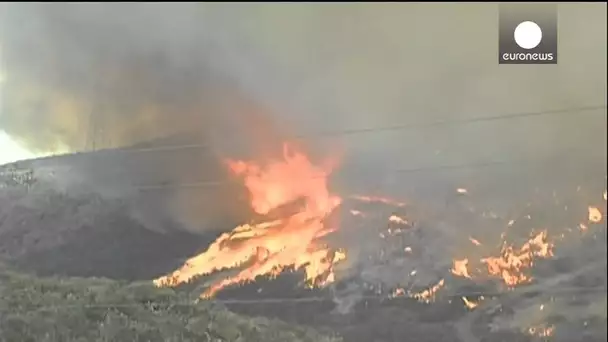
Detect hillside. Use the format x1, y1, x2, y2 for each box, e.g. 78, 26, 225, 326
1, 147, 606, 342
0, 265, 340, 342
0, 164, 213, 280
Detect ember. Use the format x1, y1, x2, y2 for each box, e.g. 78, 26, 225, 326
588, 206, 602, 223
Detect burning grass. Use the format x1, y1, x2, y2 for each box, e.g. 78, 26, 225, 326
4, 144, 605, 341
155, 143, 345, 297
155, 145, 605, 337
154, 141, 606, 341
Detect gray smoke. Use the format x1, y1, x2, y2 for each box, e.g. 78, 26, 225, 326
1, 3, 605, 160
0, 4, 606, 298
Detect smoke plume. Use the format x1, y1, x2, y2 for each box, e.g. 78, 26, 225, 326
0, 3, 605, 239
1, 3, 605, 159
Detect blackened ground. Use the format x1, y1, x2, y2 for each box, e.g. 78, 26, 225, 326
1, 180, 605, 342
215, 270, 606, 342
1, 150, 606, 342
214, 275, 515, 342
0, 188, 217, 280
1, 135, 250, 280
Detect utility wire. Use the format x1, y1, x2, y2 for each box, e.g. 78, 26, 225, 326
1, 107, 605, 312
5, 104, 605, 190
134, 153, 607, 191
7, 285, 606, 312
113, 104, 606, 155
8, 104, 605, 174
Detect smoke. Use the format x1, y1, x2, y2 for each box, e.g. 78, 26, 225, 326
1, 7, 606, 331
1, 3, 605, 158
0, 4, 605, 236
0, 3, 288, 158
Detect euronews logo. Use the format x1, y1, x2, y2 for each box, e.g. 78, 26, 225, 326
499, 4, 557, 65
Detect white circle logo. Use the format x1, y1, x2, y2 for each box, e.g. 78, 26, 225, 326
513, 21, 543, 49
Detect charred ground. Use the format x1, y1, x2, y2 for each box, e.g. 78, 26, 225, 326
1, 147, 606, 342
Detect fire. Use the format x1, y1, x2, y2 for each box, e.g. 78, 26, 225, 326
481, 231, 553, 287
351, 195, 406, 207
588, 206, 602, 223
391, 279, 445, 303
391, 287, 406, 298
469, 237, 482, 246
154, 143, 344, 297
461, 296, 483, 310
452, 258, 472, 279
451, 231, 554, 287
528, 325, 555, 338
411, 279, 445, 303
388, 214, 408, 225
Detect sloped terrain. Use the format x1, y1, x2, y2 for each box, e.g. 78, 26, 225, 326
0, 159, 342, 342
1, 152, 606, 342
0, 134, 250, 280
0, 173, 211, 280
0, 265, 340, 342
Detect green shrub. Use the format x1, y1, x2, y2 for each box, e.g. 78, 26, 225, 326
0, 266, 341, 342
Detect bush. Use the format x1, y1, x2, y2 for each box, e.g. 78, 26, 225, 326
0, 266, 341, 342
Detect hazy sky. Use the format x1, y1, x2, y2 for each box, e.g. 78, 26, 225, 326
0, 130, 36, 164
0, 3, 606, 171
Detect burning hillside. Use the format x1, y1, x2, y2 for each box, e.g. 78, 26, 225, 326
1, 138, 605, 341
155, 143, 345, 297
152, 141, 606, 341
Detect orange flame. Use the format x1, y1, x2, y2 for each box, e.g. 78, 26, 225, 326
391, 279, 445, 303
481, 231, 553, 287
528, 325, 555, 338
351, 195, 406, 207
588, 206, 603, 223
462, 296, 483, 310
411, 279, 445, 303
452, 258, 472, 279
154, 143, 344, 297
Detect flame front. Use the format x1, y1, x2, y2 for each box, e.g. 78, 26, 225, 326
450, 231, 554, 288
411, 279, 445, 303
154, 143, 343, 297
481, 231, 553, 287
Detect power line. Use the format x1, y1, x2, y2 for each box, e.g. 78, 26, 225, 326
7, 285, 606, 312
303, 104, 606, 138
134, 153, 607, 191
115, 104, 606, 155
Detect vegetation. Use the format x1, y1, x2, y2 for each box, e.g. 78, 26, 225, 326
0, 266, 341, 342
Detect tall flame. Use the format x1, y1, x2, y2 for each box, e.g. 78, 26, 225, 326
154, 143, 343, 297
